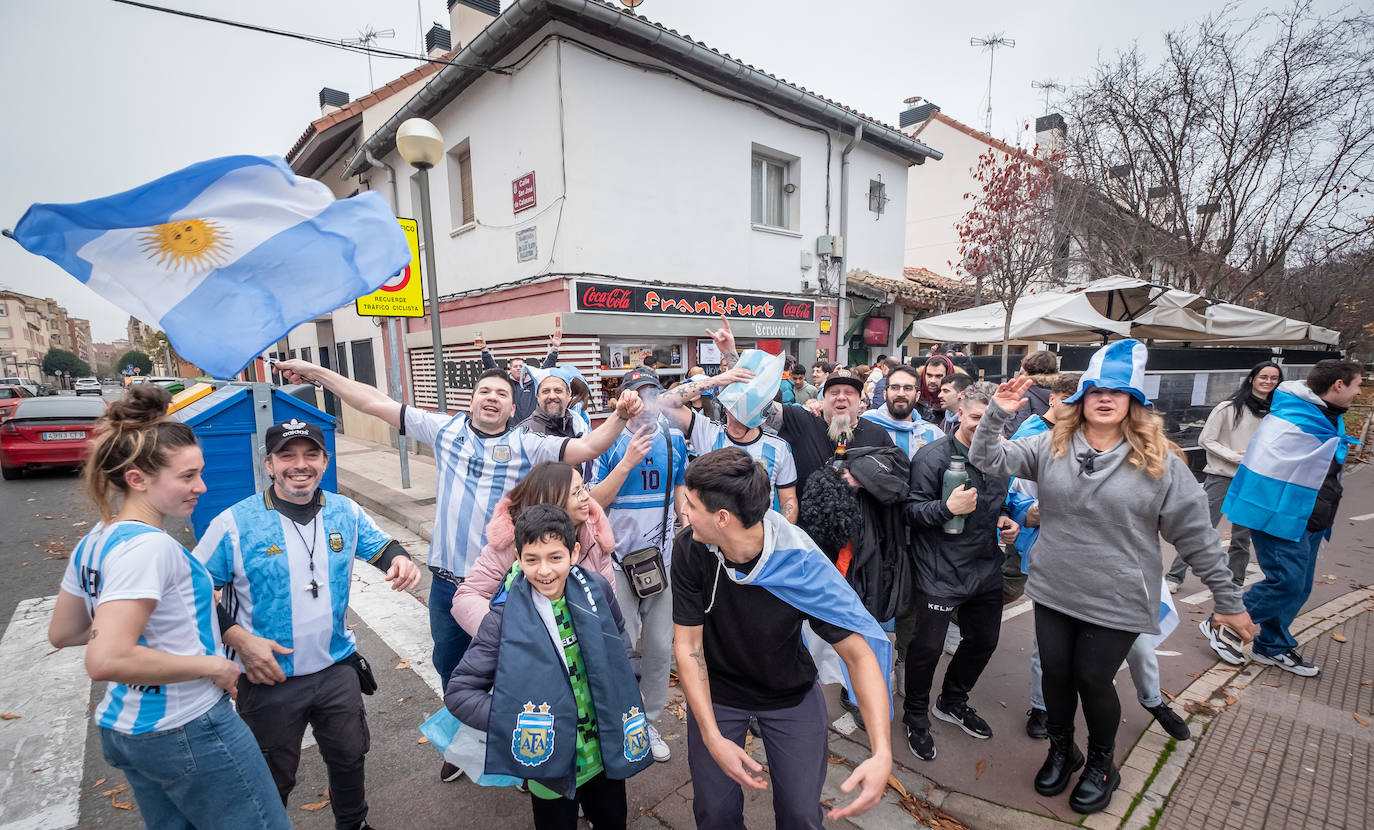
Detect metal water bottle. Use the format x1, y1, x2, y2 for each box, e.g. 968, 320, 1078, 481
941, 457, 970, 535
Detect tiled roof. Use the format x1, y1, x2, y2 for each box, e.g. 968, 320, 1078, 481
285, 54, 453, 164
911, 109, 1040, 164
848, 268, 972, 309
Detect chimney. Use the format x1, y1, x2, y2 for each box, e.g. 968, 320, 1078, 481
898, 100, 940, 135
425, 24, 451, 58
318, 87, 349, 116
1034, 113, 1066, 159
448, 0, 498, 49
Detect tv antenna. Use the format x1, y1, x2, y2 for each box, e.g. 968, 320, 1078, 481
1032, 79, 1065, 113
342, 25, 396, 90
970, 33, 1015, 135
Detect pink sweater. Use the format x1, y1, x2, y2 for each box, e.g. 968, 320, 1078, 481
451, 496, 618, 636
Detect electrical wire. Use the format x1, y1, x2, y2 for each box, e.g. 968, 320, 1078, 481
106, 0, 513, 74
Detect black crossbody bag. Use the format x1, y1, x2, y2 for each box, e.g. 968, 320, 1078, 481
613, 427, 673, 599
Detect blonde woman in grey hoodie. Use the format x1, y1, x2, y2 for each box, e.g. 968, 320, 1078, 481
970, 340, 1256, 816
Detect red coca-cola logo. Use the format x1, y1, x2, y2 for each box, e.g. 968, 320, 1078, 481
781, 301, 813, 320
581, 286, 633, 310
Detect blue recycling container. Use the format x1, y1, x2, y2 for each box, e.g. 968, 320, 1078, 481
171, 384, 337, 537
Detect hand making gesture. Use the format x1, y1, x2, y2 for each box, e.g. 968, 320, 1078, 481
992, 376, 1034, 412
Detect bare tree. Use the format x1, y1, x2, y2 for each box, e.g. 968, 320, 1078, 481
1249, 241, 1374, 358
1060, 2, 1374, 301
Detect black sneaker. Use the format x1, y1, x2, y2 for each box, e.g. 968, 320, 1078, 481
1198, 617, 1245, 665
932, 697, 992, 739
1144, 703, 1190, 741
440, 761, 463, 783
839, 687, 866, 730
906, 726, 936, 761
1252, 649, 1320, 677
1026, 707, 1049, 740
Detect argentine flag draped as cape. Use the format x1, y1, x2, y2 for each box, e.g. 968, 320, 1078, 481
10, 155, 410, 379
1224, 380, 1357, 542
861, 405, 944, 458
711, 511, 893, 718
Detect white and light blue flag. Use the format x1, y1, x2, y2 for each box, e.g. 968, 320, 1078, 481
715, 349, 785, 428
9, 155, 410, 378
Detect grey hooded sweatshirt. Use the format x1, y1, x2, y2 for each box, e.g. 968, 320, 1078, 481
970, 400, 1244, 633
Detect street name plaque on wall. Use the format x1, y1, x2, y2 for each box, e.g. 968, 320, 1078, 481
574, 280, 815, 322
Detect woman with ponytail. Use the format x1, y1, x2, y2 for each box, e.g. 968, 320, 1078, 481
47, 385, 287, 829
1165, 361, 1283, 591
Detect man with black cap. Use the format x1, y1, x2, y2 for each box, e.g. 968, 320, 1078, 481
590, 366, 689, 763
193, 419, 423, 830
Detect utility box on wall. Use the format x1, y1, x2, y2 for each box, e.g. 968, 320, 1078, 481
863, 317, 890, 346
171, 383, 337, 537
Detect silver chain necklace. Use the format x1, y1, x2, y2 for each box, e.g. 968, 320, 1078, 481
290, 516, 322, 598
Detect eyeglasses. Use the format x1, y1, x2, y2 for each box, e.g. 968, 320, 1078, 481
887, 384, 918, 393
570, 485, 589, 499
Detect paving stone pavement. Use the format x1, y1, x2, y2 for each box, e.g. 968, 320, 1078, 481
1155, 605, 1374, 830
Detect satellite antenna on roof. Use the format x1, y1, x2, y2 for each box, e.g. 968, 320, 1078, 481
619, 0, 646, 8
1032, 79, 1065, 113
970, 33, 1015, 135
342, 25, 396, 90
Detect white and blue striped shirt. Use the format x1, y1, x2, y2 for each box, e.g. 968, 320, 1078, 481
595, 423, 688, 566
194, 490, 393, 678
686, 413, 797, 510
60, 522, 223, 735
405, 407, 568, 575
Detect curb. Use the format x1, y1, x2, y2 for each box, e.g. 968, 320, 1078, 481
1100, 586, 1374, 830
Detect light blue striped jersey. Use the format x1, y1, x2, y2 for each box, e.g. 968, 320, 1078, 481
595, 423, 687, 565
686, 412, 797, 510
194, 490, 393, 677
60, 522, 223, 735
860, 405, 944, 459
404, 408, 568, 575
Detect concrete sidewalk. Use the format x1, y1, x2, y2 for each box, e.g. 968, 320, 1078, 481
334, 431, 1374, 829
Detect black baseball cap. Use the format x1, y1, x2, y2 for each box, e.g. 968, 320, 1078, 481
621, 367, 664, 392
822, 375, 864, 395
265, 418, 327, 454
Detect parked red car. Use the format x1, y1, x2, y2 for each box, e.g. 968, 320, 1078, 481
0, 385, 34, 422
0, 396, 106, 480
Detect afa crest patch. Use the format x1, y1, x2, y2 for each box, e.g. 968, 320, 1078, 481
328, 531, 344, 553
491, 444, 513, 463
512, 701, 555, 767
622, 706, 650, 762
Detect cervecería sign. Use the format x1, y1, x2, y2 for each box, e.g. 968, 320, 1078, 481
574, 281, 815, 322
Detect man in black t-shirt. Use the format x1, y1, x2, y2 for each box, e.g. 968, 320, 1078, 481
672, 449, 892, 829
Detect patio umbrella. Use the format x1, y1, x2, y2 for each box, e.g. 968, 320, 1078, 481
905, 291, 1131, 344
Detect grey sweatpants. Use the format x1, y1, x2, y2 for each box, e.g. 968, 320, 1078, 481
614, 569, 673, 724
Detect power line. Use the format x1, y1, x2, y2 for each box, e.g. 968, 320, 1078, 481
106, 0, 512, 74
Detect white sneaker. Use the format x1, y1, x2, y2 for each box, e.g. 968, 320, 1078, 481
1166, 580, 1181, 595
646, 723, 670, 762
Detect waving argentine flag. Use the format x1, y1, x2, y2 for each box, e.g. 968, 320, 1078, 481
9, 155, 409, 379
715, 349, 785, 428
1224, 380, 1357, 542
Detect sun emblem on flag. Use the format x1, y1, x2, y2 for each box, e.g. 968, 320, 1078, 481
140, 219, 230, 270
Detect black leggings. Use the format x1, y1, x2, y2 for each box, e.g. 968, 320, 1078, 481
1034, 604, 1140, 749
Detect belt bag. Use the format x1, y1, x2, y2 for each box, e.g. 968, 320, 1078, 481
343, 651, 378, 695
620, 546, 667, 599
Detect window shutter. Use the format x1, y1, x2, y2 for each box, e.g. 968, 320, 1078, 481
459, 151, 474, 224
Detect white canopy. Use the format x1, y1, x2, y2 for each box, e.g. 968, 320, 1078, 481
905, 291, 1131, 344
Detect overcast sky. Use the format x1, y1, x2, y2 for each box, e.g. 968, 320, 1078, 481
0, 0, 1330, 342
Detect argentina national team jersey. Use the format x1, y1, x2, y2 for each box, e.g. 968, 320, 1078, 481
404, 407, 568, 575
861, 408, 944, 459
60, 522, 223, 735
687, 412, 797, 510
195, 490, 393, 678
595, 423, 687, 564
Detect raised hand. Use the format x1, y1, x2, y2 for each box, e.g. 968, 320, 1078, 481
704, 314, 737, 358
992, 377, 1033, 412
549, 316, 562, 351
622, 425, 655, 466
615, 388, 644, 421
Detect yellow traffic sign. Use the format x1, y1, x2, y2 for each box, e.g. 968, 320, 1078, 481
356, 217, 425, 317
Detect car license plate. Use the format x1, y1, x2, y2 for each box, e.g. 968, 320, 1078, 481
43, 431, 86, 441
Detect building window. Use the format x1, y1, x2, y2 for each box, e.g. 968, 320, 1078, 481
868, 178, 889, 216
350, 339, 377, 387
0, 326, 9, 339
0, 302, 7, 316
446, 142, 474, 229
300, 346, 311, 363
751, 155, 788, 228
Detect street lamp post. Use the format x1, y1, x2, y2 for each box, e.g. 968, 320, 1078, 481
396, 117, 448, 413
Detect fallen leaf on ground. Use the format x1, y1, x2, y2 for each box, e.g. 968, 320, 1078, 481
72, 521, 88, 527
1225, 695, 1238, 705
102, 784, 128, 798
417, 736, 429, 744
1187, 672, 1203, 679
44, 515, 53, 520
887, 774, 909, 798
668, 669, 679, 687
1323, 574, 1337, 580
827, 753, 846, 765
670, 702, 686, 722
93, 777, 107, 788
26, 498, 35, 502
397, 696, 411, 703
1183, 700, 1216, 716
1252, 748, 1267, 754
975, 759, 988, 779
394, 659, 411, 670
111, 799, 133, 810
999, 700, 1006, 708
1361, 679, 1372, 686
1161, 689, 1175, 702
301, 800, 331, 812
1331, 632, 1348, 643
0, 713, 20, 720
1355, 714, 1371, 727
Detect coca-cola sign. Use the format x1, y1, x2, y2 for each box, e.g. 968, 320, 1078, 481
574, 281, 815, 322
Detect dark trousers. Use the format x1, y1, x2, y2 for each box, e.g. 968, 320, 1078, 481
237, 661, 370, 829
1244, 527, 1324, 656
1034, 604, 1139, 749
902, 587, 1002, 730
686, 683, 829, 830
528, 773, 627, 829
429, 576, 473, 688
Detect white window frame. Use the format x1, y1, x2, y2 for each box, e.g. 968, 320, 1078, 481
750, 144, 800, 232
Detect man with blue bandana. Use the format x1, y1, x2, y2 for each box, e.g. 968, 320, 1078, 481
195, 419, 422, 830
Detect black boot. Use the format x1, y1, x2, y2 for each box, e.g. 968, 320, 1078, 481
1069, 743, 1120, 814
1033, 727, 1084, 796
